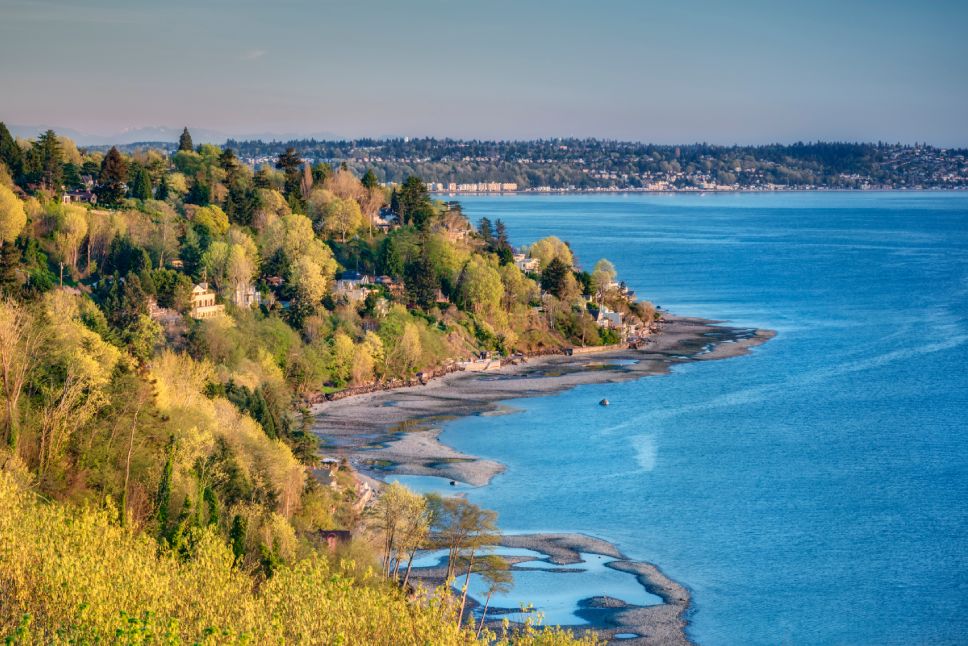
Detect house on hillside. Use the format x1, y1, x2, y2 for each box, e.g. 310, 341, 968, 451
596, 307, 623, 330
189, 283, 225, 319
233, 282, 261, 308
513, 253, 539, 273
334, 271, 373, 303
62, 190, 97, 205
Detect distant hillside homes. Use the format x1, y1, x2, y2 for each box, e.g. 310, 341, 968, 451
87, 138, 968, 191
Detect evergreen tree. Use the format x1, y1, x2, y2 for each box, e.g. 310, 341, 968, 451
478, 217, 494, 245
155, 438, 175, 532
396, 176, 432, 227
96, 146, 129, 206
253, 166, 273, 189
541, 257, 570, 297
130, 166, 153, 200
311, 161, 333, 184
178, 127, 194, 152
275, 147, 303, 200
495, 219, 509, 248
219, 147, 238, 170
361, 168, 379, 190
0, 242, 19, 296
156, 174, 170, 201
404, 252, 440, 309
30, 130, 63, 191
186, 180, 211, 206
62, 162, 83, 190
0, 122, 23, 182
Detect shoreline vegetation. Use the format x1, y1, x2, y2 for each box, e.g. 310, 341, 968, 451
0, 123, 690, 644
313, 315, 775, 643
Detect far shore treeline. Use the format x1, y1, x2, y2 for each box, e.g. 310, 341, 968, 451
86, 137, 968, 191
0, 123, 643, 643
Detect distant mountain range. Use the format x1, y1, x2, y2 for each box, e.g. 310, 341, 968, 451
7, 124, 342, 146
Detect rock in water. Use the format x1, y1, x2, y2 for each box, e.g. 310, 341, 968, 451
599, 398, 609, 406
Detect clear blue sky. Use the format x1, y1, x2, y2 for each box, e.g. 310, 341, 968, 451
1, 0, 966, 144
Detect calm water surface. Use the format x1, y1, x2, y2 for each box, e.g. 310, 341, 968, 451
428, 193, 968, 645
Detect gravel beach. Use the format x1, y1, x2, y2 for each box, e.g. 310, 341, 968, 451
311, 315, 774, 644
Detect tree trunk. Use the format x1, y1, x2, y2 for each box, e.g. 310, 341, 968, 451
121, 402, 143, 527
402, 546, 418, 588
457, 551, 476, 628
477, 591, 493, 638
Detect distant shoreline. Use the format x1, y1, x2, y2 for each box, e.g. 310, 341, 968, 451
431, 187, 968, 195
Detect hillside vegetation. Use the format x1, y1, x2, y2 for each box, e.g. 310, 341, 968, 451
0, 125, 635, 642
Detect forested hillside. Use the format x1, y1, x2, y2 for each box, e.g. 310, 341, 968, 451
0, 124, 642, 643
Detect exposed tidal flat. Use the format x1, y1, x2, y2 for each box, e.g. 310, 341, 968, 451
314, 192, 968, 644
314, 315, 769, 643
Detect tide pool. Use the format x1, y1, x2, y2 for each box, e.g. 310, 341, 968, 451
428, 193, 968, 645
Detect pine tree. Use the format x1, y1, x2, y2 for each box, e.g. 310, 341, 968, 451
0, 122, 23, 181
219, 147, 238, 170
96, 146, 129, 206
0, 242, 19, 296
229, 514, 247, 562
178, 127, 194, 152
397, 176, 432, 227
155, 438, 175, 533
130, 166, 153, 200
541, 257, 570, 298
404, 252, 440, 310
31, 130, 63, 191
275, 147, 303, 199
478, 217, 494, 244
156, 174, 170, 201
361, 168, 378, 190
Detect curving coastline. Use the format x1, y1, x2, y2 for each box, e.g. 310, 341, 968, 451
311, 315, 774, 644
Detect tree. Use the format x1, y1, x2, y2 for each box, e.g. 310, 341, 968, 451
178, 127, 194, 152
30, 130, 63, 192
361, 168, 379, 190
0, 299, 45, 447
0, 184, 27, 244
0, 122, 24, 181
191, 205, 229, 237
541, 257, 570, 297
591, 258, 617, 305
396, 176, 433, 227
475, 554, 513, 636
130, 166, 153, 200
52, 204, 88, 274
97, 147, 129, 206
321, 196, 363, 242
456, 257, 503, 319
478, 217, 494, 245
404, 253, 439, 310
529, 236, 573, 270
275, 148, 303, 200
429, 495, 499, 587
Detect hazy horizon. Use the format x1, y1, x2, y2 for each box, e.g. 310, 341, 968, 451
2, 0, 967, 146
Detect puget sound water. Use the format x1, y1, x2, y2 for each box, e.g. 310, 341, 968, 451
400, 193, 968, 645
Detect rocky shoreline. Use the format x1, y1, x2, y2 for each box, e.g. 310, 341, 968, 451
311, 315, 774, 644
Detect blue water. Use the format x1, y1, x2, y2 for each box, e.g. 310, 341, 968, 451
410, 546, 662, 626
436, 193, 968, 645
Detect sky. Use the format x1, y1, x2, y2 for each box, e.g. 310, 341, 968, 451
1, 0, 966, 145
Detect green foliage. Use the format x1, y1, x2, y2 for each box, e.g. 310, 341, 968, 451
129, 166, 153, 200
96, 147, 129, 206
541, 257, 570, 298
178, 127, 194, 152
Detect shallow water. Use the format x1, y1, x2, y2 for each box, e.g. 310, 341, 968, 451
411, 547, 662, 625
435, 193, 968, 645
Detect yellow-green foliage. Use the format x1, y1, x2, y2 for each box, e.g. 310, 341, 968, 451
0, 472, 597, 645
150, 350, 304, 518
